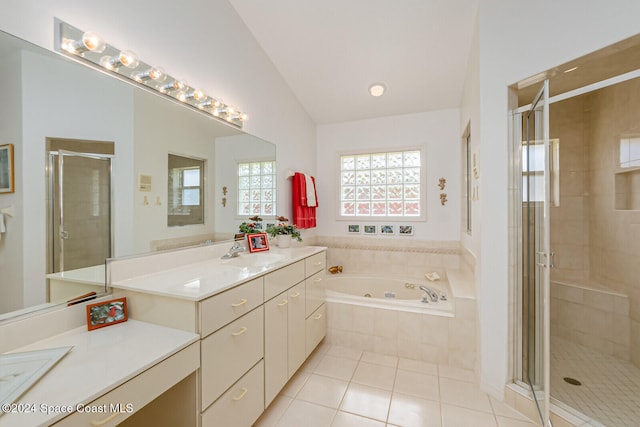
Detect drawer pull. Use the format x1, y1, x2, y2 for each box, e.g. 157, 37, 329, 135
91, 413, 120, 426
231, 326, 248, 336
231, 298, 248, 307
277, 299, 289, 307
232, 387, 249, 401
313, 261, 323, 266
290, 291, 301, 298
314, 313, 323, 320
314, 278, 322, 283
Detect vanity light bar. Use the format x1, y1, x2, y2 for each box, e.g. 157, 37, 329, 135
55, 20, 248, 128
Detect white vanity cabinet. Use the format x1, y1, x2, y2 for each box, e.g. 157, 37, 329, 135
110, 246, 327, 427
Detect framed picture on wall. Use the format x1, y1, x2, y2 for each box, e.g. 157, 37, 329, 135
0, 144, 15, 194
399, 225, 414, 236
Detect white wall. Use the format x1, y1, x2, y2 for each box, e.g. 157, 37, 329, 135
316, 110, 461, 240
0, 0, 316, 229
463, 0, 640, 398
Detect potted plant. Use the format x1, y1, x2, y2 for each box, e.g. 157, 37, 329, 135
266, 216, 302, 247
238, 216, 263, 235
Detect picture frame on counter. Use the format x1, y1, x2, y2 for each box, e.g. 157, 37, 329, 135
398, 225, 414, 236
247, 232, 270, 252
380, 225, 394, 235
363, 225, 376, 235
348, 224, 360, 233
86, 297, 128, 331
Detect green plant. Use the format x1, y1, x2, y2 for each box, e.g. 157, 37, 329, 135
266, 222, 302, 242
238, 222, 260, 234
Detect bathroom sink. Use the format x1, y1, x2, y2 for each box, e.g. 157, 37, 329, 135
222, 253, 286, 268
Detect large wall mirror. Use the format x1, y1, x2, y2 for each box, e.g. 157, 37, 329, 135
0, 29, 276, 321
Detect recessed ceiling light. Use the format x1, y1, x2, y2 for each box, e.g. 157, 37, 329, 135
368, 83, 386, 97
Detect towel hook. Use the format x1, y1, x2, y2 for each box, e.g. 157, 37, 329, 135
0, 205, 15, 217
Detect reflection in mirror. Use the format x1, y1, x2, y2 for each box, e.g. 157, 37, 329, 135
168, 154, 205, 226
0, 29, 276, 321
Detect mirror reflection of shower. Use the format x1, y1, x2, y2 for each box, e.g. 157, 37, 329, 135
46, 138, 113, 275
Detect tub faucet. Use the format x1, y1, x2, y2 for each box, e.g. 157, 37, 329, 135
328, 265, 343, 274
419, 285, 439, 303
221, 241, 245, 259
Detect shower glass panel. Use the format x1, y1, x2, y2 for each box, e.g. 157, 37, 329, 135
51, 150, 113, 273
522, 80, 551, 426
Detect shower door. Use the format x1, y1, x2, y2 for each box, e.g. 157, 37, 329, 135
521, 80, 551, 426
50, 150, 113, 273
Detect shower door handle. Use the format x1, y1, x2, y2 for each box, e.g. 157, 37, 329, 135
60, 230, 69, 239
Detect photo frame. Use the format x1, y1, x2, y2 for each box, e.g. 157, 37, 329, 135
399, 225, 414, 236
348, 224, 360, 233
363, 225, 377, 235
0, 144, 15, 194
86, 297, 128, 331
247, 232, 269, 252
380, 225, 395, 235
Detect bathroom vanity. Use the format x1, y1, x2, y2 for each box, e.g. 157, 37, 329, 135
0, 319, 200, 427
108, 244, 327, 427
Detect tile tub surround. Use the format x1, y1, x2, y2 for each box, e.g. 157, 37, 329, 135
324, 269, 477, 370
254, 342, 537, 427
550, 280, 631, 361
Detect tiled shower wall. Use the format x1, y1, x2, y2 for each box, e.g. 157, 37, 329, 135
549, 79, 640, 367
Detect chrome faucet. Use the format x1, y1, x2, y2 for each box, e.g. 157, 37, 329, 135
221, 241, 246, 259
419, 285, 439, 303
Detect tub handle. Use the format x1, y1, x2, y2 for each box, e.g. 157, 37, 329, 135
231, 298, 247, 307
290, 291, 301, 298
277, 299, 289, 307
232, 387, 248, 401
232, 326, 248, 336
314, 313, 323, 320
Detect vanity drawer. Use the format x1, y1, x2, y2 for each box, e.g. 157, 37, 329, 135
305, 252, 326, 276
306, 304, 326, 357
200, 277, 263, 337
53, 342, 199, 427
305, 270, 325, 317
201, 360, 264, 427
264, 260, 304, 301
201, 306, 264, 411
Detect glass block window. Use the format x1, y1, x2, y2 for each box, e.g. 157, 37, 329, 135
238, 161, 276, 216
340, 150, 422, 217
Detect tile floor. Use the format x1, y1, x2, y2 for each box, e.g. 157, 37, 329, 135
551, 336, 640, 427
253, 342, 538, 427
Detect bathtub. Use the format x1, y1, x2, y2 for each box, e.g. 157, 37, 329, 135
324, 274, 454, 317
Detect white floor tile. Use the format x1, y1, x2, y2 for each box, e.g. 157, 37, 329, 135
398, 357, 438, 375
330, 411, 386, 427
361, 351, 399, 368
351, 361, 397, 390
339, 383, 392, 422
326, 345, 363, 360
441, 403, 498, 427
276, 400, 336, 427
438, 365, 476, 383
387, 393, 442, 427
439, 377, 493, 413
496, 416, 540, 427
280, 371, 310, 398
489, 396, 534, 422
253, 396, 293, 427
394, 368, 439, 401
297, 374, 349, 409
314, 355, 359, 381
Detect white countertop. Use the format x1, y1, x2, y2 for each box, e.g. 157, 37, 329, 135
0, 320, 199, 427
45, 265, 105, 286
110, 246, 326, 302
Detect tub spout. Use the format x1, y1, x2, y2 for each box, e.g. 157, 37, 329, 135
328, 265, 343, 274
419, 285, 439, 302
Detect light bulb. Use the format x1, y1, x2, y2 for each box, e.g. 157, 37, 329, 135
160, 79, 186, 93
100, 50, 139, 70
64, 31, 106, 54
198, 99, 220, 110
133, 67, 166, 83
178, 89, 205, 102
240, 112, 249, 121
368, 83, 386, 97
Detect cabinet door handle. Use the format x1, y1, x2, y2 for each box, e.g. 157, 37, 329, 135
313, 261, 323, 266
277, 299, 289, 307
91, 413, 120, 426
232, 387, 248, 401
290, 291, 301, 298
231, 326, 248, 336
231, 298, 247, 307
314, 278, 322, 283
314, 313, 323, 320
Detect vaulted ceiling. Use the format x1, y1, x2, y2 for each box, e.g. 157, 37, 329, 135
229, 0, 479, 124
